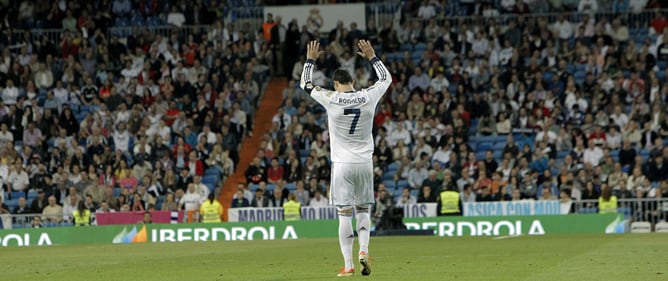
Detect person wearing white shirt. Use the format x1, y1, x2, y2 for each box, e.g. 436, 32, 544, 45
552, 16, 573, 40
417, 1, 436, 20
395, 187, 417, 207
583, 139, 604, 166
430, 72, 450, 93
432, 144, 452, 165
198, 125, 217, 145
628, 0, 647, 13
408, 160, 429, 189
610, 105, 629, 129
0, 123, 13, 147
179, 184, 202, 212
606, 126, 622, 150
166, 6, 186, 28
61, 195, 79, 223
2, 80, 19, 105
157, 120, 171, 146
578, 0, 599, 13
387, 125, 412, 147
112, 123, 131, 154
7, 163, 29, 192
114, 104, 131, 125
412, 136, 433, 159
309, 189, 329, 207
192, 176, 211, 204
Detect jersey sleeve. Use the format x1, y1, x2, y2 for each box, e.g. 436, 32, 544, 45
365, 57, 393, 103
300, 58, 333, 106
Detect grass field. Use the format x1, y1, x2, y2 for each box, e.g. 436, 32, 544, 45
3, 234, 667, 281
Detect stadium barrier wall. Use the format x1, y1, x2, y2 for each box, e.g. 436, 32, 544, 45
463, 200, 568, 216
0, 213, 624, 247
404, 214, 624, 237
0, 220, 339, 248
264, 3, 367, 32
227, 203, 438, 222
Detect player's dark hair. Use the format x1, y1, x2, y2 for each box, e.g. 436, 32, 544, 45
332, 69, 353, 84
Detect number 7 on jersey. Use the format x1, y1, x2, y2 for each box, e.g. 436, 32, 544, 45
343, 108, 361, 135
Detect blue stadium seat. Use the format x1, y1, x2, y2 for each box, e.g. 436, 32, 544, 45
266, 184, 276, 191
113, 188, 121, 197
5, 199, 18, 209
476, 142, 493, 152
131, 14, 145, 26
205, 168, 221, 177
27, 190, 37, 200
475, 151, 486, 161
202, 175, 219, 186
396, 180, 409, 189
383, 180, 396, 189
10, 191, 24, 199
285, 183, 297, 191
414, 43, 427, 52
493, 142, 506, 151
580, 207, 598, 214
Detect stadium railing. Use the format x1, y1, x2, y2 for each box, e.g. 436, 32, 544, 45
404, 8, 668, 28
572, 198, 668, 222
4, 198, 666, 230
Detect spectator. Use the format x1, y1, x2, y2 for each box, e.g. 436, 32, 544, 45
309, 189, 328, 208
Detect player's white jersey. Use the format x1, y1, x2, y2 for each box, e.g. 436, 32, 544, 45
300, 57, 392, 163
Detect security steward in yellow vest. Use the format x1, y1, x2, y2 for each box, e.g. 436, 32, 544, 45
200, 193, 223, 223
73, 202, 91, 226
598, 193, 618, 214
439, 184, 462, 216
283, 193, 301, 221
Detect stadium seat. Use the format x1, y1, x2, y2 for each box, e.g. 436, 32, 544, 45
580, 207, 598, 214
414, 43, 427, 52
205, 168, 221, 177
476, 142, 493, 152
387, 162, 399, 172
475, 151, 486, 161
493, 142, 506, 151
113, 188, 121, 197
10, 191, 24, 199
655, 222, 668, 233
202, 175, 219, 186
630, 221, 652, 233
285, 183, 297, 191
396, 180, 409, 189
5, 199, 18, 209
27, 190, 37, 200
266, 184, 276, 191
383, 180, 396, 189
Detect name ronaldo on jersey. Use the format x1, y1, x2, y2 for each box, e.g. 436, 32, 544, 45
338, 97, 367, 105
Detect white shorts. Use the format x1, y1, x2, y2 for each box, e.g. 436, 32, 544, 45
329, 162, 374, 207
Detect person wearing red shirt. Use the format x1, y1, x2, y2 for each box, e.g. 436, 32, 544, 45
266, 158, 284, 184
185, 151, 204, 176
588, 125, 607, 147
172, 136, 192, 158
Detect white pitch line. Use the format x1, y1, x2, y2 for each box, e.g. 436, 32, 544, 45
492, 235, 523, 240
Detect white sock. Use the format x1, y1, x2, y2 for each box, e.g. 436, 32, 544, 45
356, 209, 370, 254
338, 213, 354, 270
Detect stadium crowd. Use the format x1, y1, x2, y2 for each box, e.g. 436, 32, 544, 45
0, 0, 274, 226
238, 0, 668, 222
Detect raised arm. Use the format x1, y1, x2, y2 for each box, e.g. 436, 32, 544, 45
357, 40, 392, 98
300, 41, 323, 94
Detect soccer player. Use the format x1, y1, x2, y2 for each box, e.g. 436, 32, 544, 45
300, 40, 391, 277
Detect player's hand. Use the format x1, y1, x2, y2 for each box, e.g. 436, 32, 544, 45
306, 41, 323, 60
357, 40, 376, 60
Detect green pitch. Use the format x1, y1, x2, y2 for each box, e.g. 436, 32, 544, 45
3, 234, 667, 281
